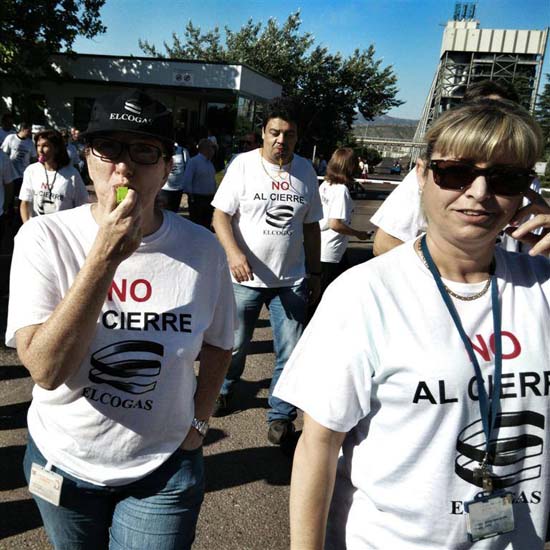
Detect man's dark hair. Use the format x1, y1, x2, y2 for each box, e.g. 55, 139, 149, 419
464, 80, 520, 104
262, 97, 300, 130
18, 121, 31, 131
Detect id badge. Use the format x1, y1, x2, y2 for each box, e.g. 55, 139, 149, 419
29, 463, 63, 506
465, 492, 515, 542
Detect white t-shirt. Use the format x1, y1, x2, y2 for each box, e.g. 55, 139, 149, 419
370, 170, 542, 252
212, 149, 323, 288
319, 181, 353, 263
0, 128, 15, 147
19, 162, 89, 217
370, 169, 424, 242
162, 145, 189, 192
1, 134, 36, 178
275, 241, 550, 549
0, 150, 16, 216
6, 207, 235, 486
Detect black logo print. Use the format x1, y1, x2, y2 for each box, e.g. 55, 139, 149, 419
455, 411, 544, 489
266, 204, 294, 229
89, 340, 164, 395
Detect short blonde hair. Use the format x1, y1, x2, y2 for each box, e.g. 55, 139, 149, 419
424, 99, 542, 169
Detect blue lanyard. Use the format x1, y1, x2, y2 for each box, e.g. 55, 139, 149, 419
420, 236, 502, 457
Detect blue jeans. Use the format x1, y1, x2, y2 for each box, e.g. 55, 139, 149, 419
24, 435, 204, 550
221, 281, 307, 422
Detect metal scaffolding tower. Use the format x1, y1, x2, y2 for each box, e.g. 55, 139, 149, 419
412, 5, 548, 158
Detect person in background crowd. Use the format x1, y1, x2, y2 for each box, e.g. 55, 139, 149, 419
61, 128, 81, 170
0, 113, 16, 146
2, 122, 37, 200
316, 154, 328, 177
211, 97, 323, 447
390, 159, 402, 175
275, 99, 550, 550
318, 148, 369, 295
371, 79, 526, 256
225, 132, 261, 172
183, 138, 217, 228
6, 89, 235, 550
158, 130, 190, 212
19, 129, 89, 222
0, 149, 15, 251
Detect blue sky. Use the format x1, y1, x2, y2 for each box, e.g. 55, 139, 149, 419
73, 0, 550, 119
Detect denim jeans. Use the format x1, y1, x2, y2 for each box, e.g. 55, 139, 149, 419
221, 281, 307, 422
23, 435, 204, 550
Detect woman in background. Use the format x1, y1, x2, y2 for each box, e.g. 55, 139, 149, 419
19, 129, 88, 222
318, 147, 369, 294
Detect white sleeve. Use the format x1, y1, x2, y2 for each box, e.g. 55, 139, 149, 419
1, 136, 11, 155
274, 272, 375, 432
1, 153, 15, 184
19, 165, 34, 202
327, 185, 349, 220
211, 159, 242, 215
304, 169, 323, 224
5, 219, 62, 347
202, 249, 236, 349
370, 170, 426, 242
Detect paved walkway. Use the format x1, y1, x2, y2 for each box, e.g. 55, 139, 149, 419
0, 198, 381, 549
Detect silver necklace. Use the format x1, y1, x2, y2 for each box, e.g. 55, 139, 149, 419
416, 238, 492, 301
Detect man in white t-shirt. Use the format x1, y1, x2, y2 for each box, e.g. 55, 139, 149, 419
2, 122, 37, 197
158, 130, 190, 212
211, 97, 323, 446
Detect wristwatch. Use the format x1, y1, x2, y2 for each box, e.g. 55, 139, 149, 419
191, 417, 209, 437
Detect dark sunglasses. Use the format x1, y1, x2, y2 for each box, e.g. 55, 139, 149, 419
90, 137, 167, 165
429, 159, 535, 196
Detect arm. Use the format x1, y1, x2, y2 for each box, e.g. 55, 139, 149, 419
19, 200, 33, 223
303, 222, 321, 303
212, 208, 253, 282
180, 342, 232, 450
290, 413, 346, 550
372, 227, 404, 256
15, 190, 143, 390
328, 218, 369, 240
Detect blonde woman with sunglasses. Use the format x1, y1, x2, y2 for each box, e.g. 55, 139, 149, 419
274, 99, 550, 549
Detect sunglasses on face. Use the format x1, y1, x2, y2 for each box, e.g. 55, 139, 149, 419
428, 159, 535, 196
90, 137, 166, 165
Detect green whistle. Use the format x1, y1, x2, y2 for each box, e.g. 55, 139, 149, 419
116, 186, 129, 204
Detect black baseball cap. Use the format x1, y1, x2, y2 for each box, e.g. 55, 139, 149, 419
82, 89, 174, 146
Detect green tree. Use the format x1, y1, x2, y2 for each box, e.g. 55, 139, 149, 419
139, 12, 403, 153
0, 0, 106, 87
535, 74, 550, 187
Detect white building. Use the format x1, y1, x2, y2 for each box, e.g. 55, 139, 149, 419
1, 53, 282, 136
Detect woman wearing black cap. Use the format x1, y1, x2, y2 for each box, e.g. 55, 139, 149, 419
6, 89, 235, 549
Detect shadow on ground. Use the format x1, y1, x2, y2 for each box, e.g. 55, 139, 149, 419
0, 498, 44, 540
205, 445, 293, 492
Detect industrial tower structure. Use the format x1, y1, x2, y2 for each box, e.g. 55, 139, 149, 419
413, 2, 548, 153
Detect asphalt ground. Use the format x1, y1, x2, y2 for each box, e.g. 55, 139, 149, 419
0, 188, 385, 549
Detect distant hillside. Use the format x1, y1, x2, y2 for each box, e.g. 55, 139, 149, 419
352, 125, 416, 140
354, 113, 418, 127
